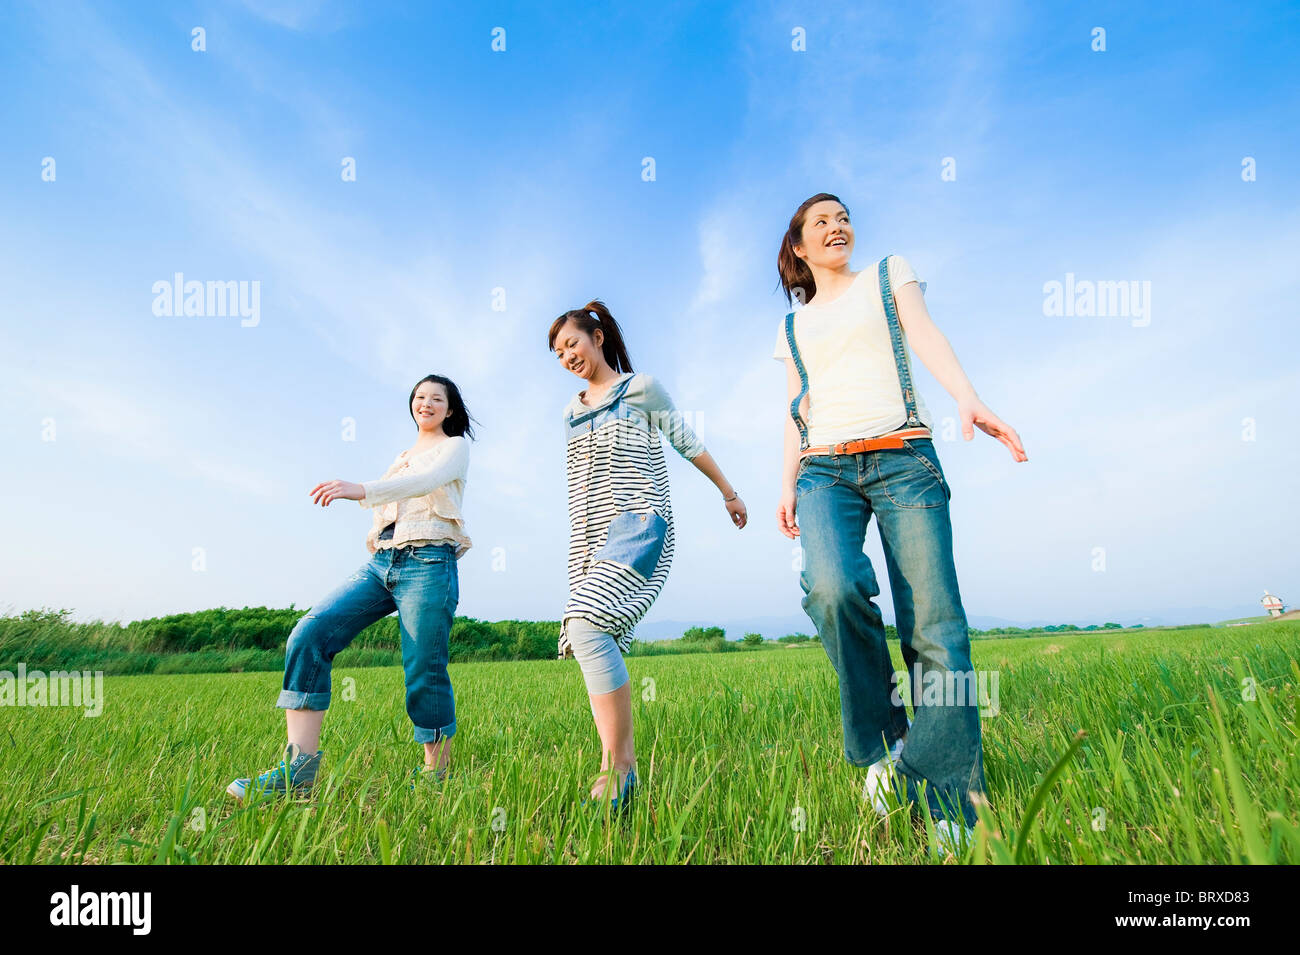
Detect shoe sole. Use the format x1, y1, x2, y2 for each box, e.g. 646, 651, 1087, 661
226, 782, 314, 802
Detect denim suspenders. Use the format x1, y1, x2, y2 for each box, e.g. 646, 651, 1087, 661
784, 254, 922, 451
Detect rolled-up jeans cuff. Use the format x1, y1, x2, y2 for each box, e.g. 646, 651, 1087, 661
277, 689, 331, 710
414, 719, 457, 744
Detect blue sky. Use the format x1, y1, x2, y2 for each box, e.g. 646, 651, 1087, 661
1, 0, 1297, 631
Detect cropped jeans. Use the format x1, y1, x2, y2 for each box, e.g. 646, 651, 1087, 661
278, 542, 459, 744
796, 438, 987, 828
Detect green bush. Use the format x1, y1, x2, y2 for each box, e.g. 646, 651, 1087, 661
0, 606, 564, 675
681, 625, 726, 643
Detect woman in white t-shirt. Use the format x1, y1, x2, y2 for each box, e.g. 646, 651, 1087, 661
772, 192, 1026, 855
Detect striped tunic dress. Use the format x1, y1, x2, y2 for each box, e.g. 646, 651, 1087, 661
557, 372, 707, 659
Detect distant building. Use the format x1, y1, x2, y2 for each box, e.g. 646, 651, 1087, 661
1261, 591, 1286, 617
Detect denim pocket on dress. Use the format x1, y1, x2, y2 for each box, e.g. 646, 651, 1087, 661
593, 510, 667, 579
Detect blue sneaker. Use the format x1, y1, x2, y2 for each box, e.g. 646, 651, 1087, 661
227, 743, 322, 802
581, 766, 637, 815
611, 767, 636, 813
409, 765, 449, 791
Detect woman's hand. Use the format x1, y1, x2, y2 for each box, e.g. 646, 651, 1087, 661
310, 480, 366, 506
958, 397, 1027, 462
776, 487, 799, 539
725, 494, 748, 529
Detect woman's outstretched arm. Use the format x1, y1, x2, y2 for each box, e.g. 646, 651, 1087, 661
681, 450, 746, 528
309, 436, 469, 507
632, 374, 747, 529
360, 437, 469, 505
894, 281, 1028, 462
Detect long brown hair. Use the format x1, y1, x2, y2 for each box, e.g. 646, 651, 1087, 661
776, 192, 848, 307
547, 299, 634, 374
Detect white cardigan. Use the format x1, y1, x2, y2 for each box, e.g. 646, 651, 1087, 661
359, 435, 472, 559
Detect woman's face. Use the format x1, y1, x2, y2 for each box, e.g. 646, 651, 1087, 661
793, 200, 853, 272
411, 381, 450, 433
552, 320, 604, 382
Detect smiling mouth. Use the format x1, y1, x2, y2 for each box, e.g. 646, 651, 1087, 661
571, 360, 585, 374
827, 236, 847, 247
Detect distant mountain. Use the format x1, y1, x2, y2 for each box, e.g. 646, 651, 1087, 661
633, 615, 815, 641
635, 604, 1279, 640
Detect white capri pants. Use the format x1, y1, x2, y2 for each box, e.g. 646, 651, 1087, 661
565, 617, 630, 695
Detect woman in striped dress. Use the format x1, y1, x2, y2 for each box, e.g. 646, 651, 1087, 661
549, 300, 748, 809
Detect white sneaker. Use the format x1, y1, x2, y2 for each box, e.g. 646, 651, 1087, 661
932, 819, 974, 856
862, 720, 911, 817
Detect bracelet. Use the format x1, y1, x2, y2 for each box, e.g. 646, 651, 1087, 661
723, 491, 738, 503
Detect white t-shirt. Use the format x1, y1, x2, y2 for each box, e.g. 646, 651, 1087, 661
772, 254, 933, 446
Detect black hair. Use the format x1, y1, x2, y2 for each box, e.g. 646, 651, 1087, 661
408, 374, 477, 439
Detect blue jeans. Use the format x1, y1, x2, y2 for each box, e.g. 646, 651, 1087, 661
278, 542, 459, 744
795, 438, 987, 828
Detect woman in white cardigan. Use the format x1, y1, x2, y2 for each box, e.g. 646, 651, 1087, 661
227, 374, 475, 801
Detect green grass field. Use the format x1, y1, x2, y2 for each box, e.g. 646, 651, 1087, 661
3, 621, 1296, 864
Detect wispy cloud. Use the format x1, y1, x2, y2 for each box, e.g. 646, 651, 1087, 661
238, 0, 348, 32
4, 0, 1295, 625
4, 361, 276, 498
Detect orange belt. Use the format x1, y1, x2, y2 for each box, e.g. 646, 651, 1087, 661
800, 426, 932, 458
